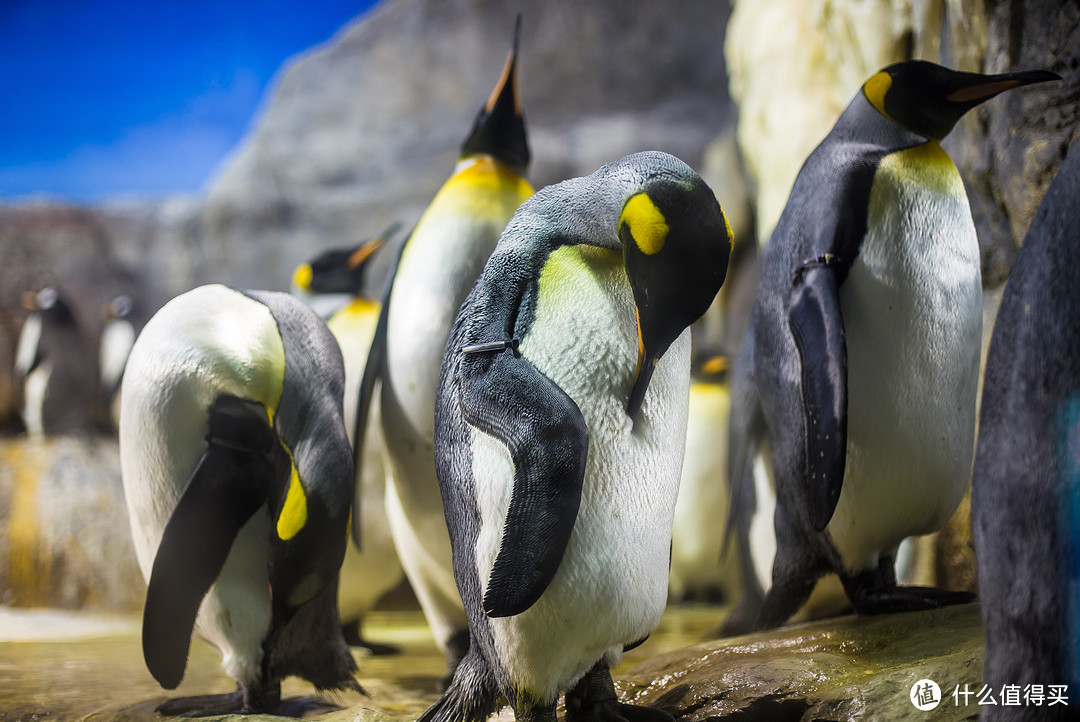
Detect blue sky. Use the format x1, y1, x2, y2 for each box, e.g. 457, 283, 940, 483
0, 0, 379, 203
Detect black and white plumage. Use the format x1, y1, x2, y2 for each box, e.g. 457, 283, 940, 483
293, 227, 406, 654
973, 141, 1080, 720
355, 19, 533, 682
424, 151, 730, 722
120, 284, 360, 716
727, 60, 1059, 630
14, 286, 109, 436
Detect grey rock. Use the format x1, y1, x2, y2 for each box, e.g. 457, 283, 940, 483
0, 437, 143, 611
622, 604, 985, 722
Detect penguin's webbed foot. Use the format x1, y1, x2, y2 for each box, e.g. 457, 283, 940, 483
153, 681, 313, 718
342, 620, 402, 656
155, 690, 247, 717
564, 661, 674, 722
566, 700, 675, 722
843, 569, 976, 615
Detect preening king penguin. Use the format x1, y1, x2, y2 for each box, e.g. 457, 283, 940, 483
354, 17, 533, 682
119, 284, 360, 716
423, 151, 731, 722
973, 141, 1080, 719
730, 60, 1059, 630
292, 225, 406, 655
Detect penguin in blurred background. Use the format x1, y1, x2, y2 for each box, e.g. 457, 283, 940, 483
100, 289, 155, 430
974, 140, 1080, 720
425, 151, 730, 722
292, 224, 406, 655
730, 60, 1059, 630
354, 17, 533, 682
14, 286, 109, 436
120, 284, 360, 716
669, 236, 760, 607
668, 351, 740, 604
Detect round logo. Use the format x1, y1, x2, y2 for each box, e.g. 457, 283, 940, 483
910, 679, 942, 711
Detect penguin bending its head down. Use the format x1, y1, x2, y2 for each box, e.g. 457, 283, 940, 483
293, 226, 406, 655
355, 17, 533, 683
730, 60, 1059, 630
973, 140, 1080, 719
120, 284, 360, 716
424, 151, 731, 722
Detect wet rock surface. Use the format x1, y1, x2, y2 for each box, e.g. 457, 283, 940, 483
622, 604, 984, 722
0, 604, 986, 721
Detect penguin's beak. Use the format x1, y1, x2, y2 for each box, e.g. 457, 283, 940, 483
946, 69, 1061, 104
346, 236, 385, 270
458, 15, 529, 174
627, 308, 664, 419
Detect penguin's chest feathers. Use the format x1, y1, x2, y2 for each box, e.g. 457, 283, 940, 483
473, 245, 689, 693
388, 157, 533, 436
828, 144, 981, 568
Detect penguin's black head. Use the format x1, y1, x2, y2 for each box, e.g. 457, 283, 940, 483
619, 175, 732, 418
863, 60, 1060, 141
292, 224, 395, 295
459, 15, 530, 175
22, 286, 76, 325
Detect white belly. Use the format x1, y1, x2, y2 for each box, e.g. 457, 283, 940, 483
669, 382, 736, 599
472, 245, 690, 701
381, 217, 499, 648
326, 303, 404, 621
826, 153, 981, 572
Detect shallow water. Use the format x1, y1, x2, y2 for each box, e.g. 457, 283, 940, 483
0, 604, 724, 721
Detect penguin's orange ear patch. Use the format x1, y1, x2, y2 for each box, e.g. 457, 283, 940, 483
863, 71, 892, 117
620, 193, 669, 256
277, 464, 307, 540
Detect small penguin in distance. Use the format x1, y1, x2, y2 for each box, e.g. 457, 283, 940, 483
668, 352, 740, 603
120, 284, 360, 716
292, 224, 406, 655
354, 16, 534, 683
728, 60, 1059, 629
973, 140, 1080, 720
424, 151, 731, 722
14, 286, 109, 436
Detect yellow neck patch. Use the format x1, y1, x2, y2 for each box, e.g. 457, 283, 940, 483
880, 141, 963, 197
863, 71, 893, 119
277, 462, 308, 541
620, 193, 669, 255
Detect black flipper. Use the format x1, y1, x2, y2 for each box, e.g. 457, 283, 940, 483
142, 395, 278, 690
788, 257, 847, 532
350, 229, 410, 548
458, 347, 589, 618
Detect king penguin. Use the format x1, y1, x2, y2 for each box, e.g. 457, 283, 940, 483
668, 352, 740, 603
119, 284, 360, 716
973, 140, 1080, 720
14, 286, 109, 436
423, 151, 730, 722
355, 17, 533, 682
730, 60, 1060, 630
292, 225, 406, 654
